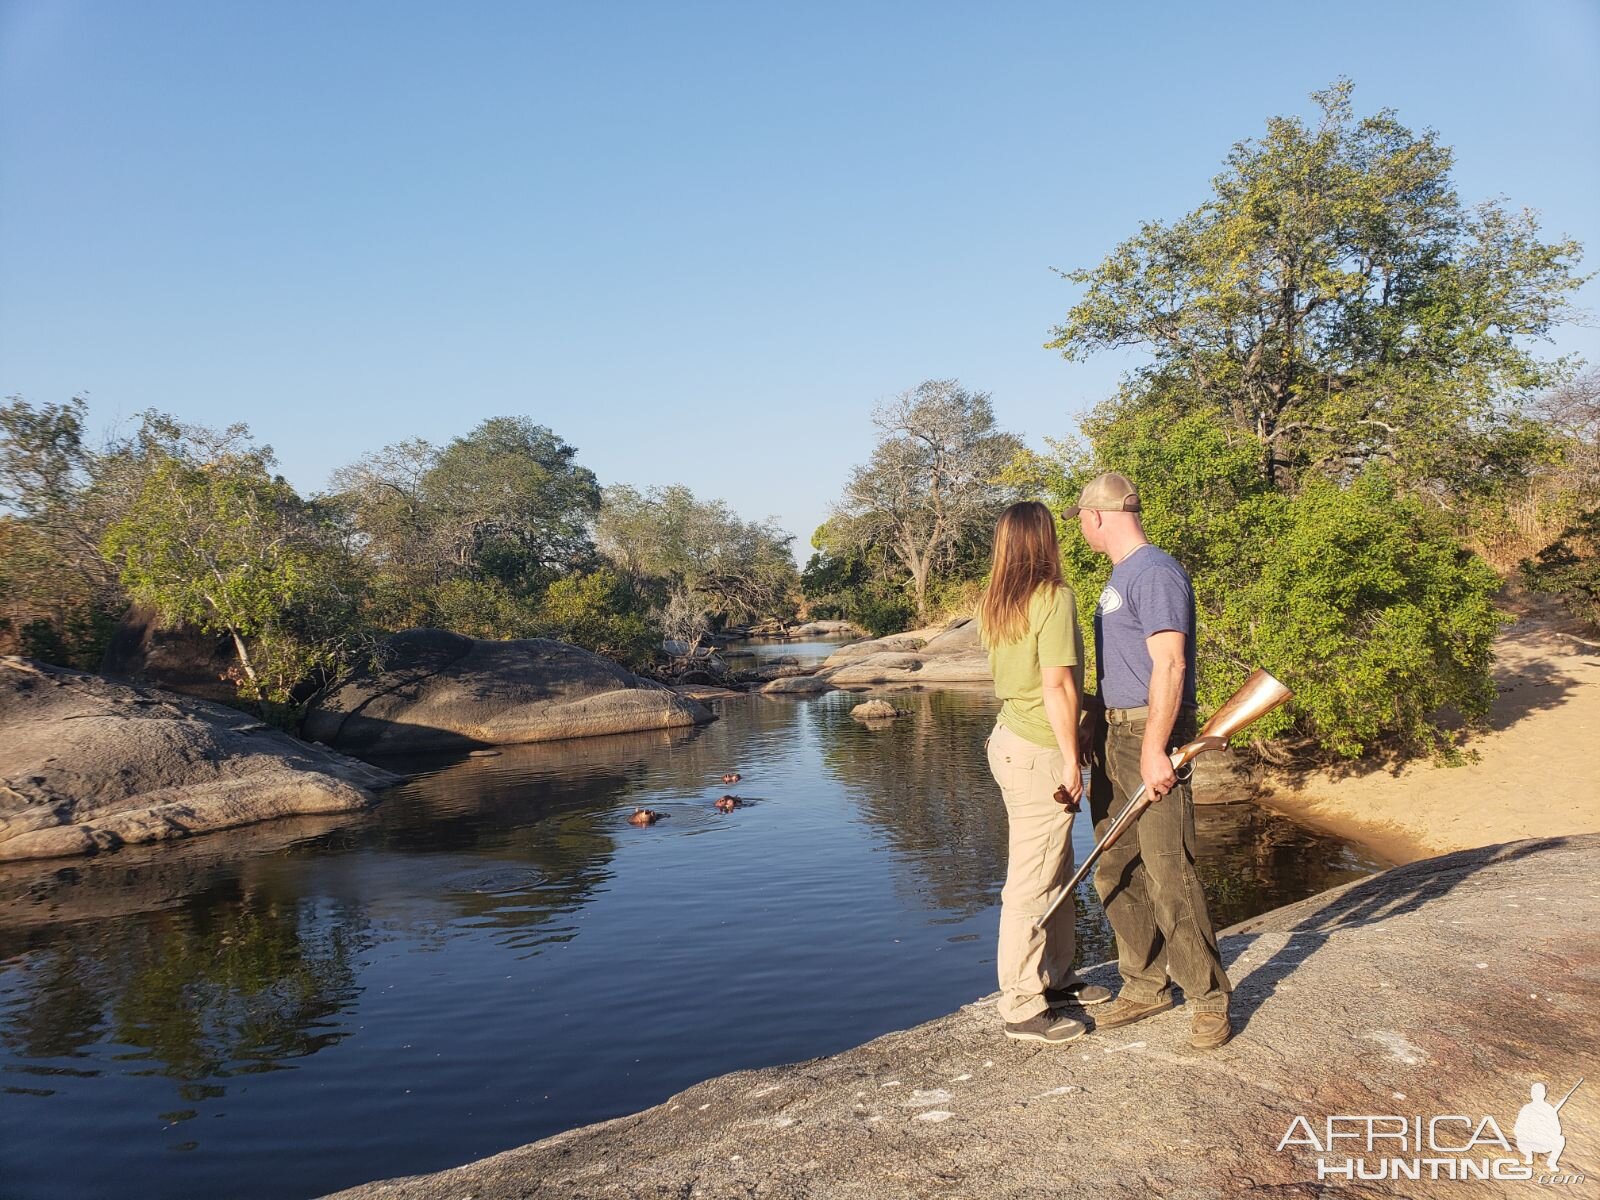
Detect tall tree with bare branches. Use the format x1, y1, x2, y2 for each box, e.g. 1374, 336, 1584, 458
830, 380, 1022, 622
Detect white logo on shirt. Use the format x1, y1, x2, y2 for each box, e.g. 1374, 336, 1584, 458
1097, 585, 1123, 615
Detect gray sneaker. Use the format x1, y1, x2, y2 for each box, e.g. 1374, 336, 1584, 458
1003, 1011, 1087, 1044
1045, 981, 1113, 1008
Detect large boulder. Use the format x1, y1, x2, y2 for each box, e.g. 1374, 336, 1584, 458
760, 673, 836, 695
821, 617, 991, 685
304, 629, 713, 754
0, 658, 398, 863
99, 604, 239, 703
825, 634, 927, 660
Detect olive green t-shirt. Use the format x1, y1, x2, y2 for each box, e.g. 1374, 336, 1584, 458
987, 582, 1085, 749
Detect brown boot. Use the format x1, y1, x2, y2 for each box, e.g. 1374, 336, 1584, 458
1090, 994, 1174, 1030
1190, 1008, 1232, 1050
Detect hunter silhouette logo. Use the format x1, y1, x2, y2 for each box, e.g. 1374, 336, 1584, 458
1516, 1078, 1582, 1170
1275, 1077, 1586, 1185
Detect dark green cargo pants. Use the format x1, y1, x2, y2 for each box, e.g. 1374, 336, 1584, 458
1088, 707, 1232, 1013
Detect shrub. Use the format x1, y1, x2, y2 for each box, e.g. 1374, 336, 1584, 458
1520, 508, 1600, 628
536, 570, 657, 669
1044, 406, 1507, 757
430, 577, 541, 640
1221, 473, 1506, 756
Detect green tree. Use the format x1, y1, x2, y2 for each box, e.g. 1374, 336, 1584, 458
328, 418, 604, 634
428, 576, 542, 641
800, 521, 917, 636
424, 417, 601, 592
0, 398, 125, 665
1047, 81, 1585, 499
536, 568, 657, 667
326, 437, 442, 629
1022, 402, 1506, 757
1520, 508, 1600, 628
1031, 82, 1582, 758
102, 442, 365, 710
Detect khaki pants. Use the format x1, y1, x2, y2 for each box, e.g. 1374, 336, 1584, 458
986, 722, 1080, 1023
1088, 708, 1231, 1012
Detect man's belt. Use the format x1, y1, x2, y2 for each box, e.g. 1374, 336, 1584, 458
1104, 702, 1198, 723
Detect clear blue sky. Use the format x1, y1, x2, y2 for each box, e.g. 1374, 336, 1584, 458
3, 1, 1597, 559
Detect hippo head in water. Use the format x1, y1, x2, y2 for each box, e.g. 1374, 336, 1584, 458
628, 808, 668, 826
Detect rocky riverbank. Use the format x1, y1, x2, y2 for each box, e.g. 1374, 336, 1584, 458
326, 833, 1597, 1199
306, 628, 713, 753
0, 658, 397, 862
761, 617, 990, 694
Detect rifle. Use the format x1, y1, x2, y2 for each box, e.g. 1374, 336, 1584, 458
1555, 1078, 1584, 1111
1034, 668, 1294, 931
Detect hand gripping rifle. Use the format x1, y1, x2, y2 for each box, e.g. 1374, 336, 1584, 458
1034, 669, 1294, 932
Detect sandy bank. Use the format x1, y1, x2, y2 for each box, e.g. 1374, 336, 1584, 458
1259, 617, 1600, 864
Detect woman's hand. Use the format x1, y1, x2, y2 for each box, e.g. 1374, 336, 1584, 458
1054, 765, 1084, 807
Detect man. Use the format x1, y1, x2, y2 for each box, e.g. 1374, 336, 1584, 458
1064, 471, 1233, 1050
1514, 1081, 1571, 1169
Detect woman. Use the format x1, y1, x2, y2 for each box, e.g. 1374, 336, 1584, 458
980, 500, 1111, 1043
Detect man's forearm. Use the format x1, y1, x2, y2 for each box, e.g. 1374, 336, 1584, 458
1143, 661, 1184, 761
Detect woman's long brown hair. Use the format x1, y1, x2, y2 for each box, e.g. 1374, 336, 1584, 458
979, 501, 1064, 647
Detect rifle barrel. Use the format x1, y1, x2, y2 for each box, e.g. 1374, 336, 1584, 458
1554, 1077, 1584, 1111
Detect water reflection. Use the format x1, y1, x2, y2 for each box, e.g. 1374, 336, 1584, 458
3, 889, 365, 1095
0, 686, 1381, 1200
719, 635, 855, 670
812, 687, 1375, 972
818, 688, 1009, 917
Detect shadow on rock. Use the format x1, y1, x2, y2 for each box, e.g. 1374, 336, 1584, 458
1225, 837, 1568, 1034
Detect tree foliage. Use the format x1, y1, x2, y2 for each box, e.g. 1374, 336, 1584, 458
0, 398, 120, 665
425, 417, 601, 590
595, 483, 798, 635
329, 418, 602, 627
0, 400, 252, 668
325, 437, 441, 629
102, 439, 365, 711
4, 398, 797, 693
535, 569, 658, 668
1047, 81, 1585, 499
800, 522, 917, 636
1028, 82, 1587, 758
1520, 508, 1600, 628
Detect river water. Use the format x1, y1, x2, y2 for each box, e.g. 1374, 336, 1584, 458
0, 643, 1380, 1199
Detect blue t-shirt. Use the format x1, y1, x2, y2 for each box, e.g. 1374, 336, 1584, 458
1092, 544, 1197, 709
